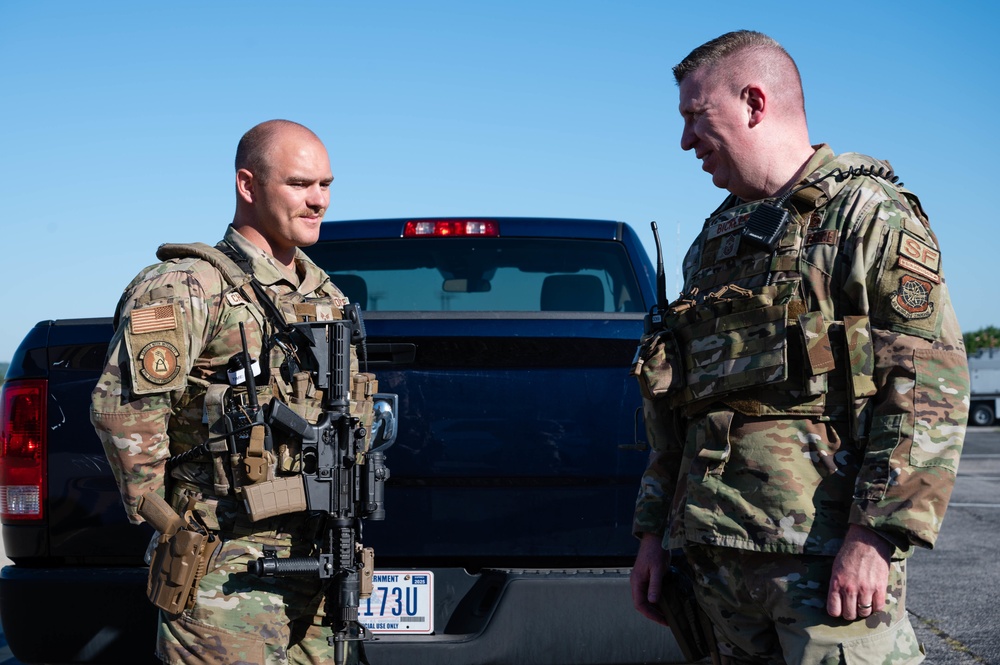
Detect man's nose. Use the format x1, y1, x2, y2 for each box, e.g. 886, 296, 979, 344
306, 184, 329, 209
680, 123, 696, 152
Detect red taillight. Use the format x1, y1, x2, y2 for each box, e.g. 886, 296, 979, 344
0, 379, 47, 521
403, 219, 500, 238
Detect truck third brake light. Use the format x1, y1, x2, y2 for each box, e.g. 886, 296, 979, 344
403, 220, 499, 238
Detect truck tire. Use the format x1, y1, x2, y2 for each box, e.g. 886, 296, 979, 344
970, 403, 995, 427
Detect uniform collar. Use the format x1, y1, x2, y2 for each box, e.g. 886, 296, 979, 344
223, 225, 329, 294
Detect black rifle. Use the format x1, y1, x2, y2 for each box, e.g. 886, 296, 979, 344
243, 304, 396, 665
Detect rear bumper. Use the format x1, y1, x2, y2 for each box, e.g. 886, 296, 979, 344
366, 568, 686, 665
0, 565, 158, 664
0, 566, 685, 665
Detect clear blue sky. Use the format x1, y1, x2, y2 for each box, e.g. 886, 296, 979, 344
1, 1, 996, 362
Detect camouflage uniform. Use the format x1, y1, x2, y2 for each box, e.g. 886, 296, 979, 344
632, 146, 970, 663
91, 225, 365, 665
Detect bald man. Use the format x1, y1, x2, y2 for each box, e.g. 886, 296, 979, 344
630, 31, 968, 664
92, 120, 369, 664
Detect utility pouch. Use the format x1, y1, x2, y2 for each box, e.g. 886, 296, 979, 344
138, 492, 219, 616
633, 330, 682, 400
243, 475, 308, 521
672, 293, 789, 406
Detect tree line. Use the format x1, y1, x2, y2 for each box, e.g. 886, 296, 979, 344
965, 326, 1000, 357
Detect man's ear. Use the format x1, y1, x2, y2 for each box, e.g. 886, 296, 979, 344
745, 85, 766, 128
236, 168, 256, 204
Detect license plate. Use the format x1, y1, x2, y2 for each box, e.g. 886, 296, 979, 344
360, 570, 434, 634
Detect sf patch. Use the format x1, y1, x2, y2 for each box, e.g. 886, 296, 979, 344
123, 301, 188, 394
891, 275, 935, 320
897, 232, 941, 284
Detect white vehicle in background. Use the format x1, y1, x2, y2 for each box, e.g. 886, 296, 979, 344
970, 348, 1000, 426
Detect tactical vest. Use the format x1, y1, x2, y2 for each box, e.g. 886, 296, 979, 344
633, 154, 923, 439
155, 242, 378, 513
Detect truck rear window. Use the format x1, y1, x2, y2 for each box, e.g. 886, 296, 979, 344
306, 238, 644, 313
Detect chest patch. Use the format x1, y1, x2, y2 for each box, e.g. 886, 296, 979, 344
707, 212, 749, 240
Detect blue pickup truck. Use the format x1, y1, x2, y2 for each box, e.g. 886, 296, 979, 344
0, 217, 685, 664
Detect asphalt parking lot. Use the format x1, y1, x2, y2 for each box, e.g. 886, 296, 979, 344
906, 426, 1000, 664
1, 429, 998, 665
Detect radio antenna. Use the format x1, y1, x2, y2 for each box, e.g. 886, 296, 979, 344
651, 221, 667, 311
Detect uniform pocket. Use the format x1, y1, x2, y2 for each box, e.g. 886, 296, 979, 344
840, 617, 924, 665
854, 414, 902, 501
159, 611, 266, 665
688, 410, 734, 477
910, 349, 969, 472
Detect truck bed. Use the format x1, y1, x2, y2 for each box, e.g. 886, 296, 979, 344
0, 218, 686, 664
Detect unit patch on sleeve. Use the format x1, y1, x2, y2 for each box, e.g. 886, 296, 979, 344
138, 341, 182, 385
898, 232, 940, 275
891, 275, 935, 320
123, 302, 188, 394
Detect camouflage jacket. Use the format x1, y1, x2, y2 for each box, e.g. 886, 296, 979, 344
91, 226, 353, 524
632, 145, 970, 556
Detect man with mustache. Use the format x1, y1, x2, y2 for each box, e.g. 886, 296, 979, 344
92, 120, 367, 664
630, 31, 969, 664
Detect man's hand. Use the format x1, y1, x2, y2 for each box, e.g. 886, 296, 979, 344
630, 532, 671, 626
827, 524, 893, 621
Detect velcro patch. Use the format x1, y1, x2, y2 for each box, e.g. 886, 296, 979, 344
898, 232, 940, 275
891, 275, 935, 320
226, 291, 248, 306
124, 301, 187, 395
898, 257, 941, 284
716, 233, 741, 261
130, 304, 177, 334
138, 341, 182, 385
806, 230, 837, 245
707, 212, 749, 240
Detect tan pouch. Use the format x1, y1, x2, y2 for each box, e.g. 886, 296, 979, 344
633, 331, 682, 400
243, 475, 308, 521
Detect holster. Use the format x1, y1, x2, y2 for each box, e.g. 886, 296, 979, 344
138, 491, 220, 616
657, 551, 721, 665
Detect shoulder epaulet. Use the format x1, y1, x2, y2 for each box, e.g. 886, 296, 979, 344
155, 242, 253, 290
788, 153, 899, 213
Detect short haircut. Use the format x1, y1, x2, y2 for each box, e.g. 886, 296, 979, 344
673, 30, 804, 114
234, 119, 318, 182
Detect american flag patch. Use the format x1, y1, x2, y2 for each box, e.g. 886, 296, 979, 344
130, 304, 177, 334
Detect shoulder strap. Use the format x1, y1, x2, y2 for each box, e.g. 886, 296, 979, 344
155, 242, 254, 290
156, 240, 296, 344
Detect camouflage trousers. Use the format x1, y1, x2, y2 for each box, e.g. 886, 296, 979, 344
684, 544, 924, 665
156, 518, 360, 665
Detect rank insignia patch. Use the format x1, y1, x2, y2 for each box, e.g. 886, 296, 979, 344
891, 275, 935, 319
138, 341, 182, 385
716, 232, 741, 261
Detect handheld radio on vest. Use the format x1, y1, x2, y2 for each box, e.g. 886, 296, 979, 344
645, 221, 669, 334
